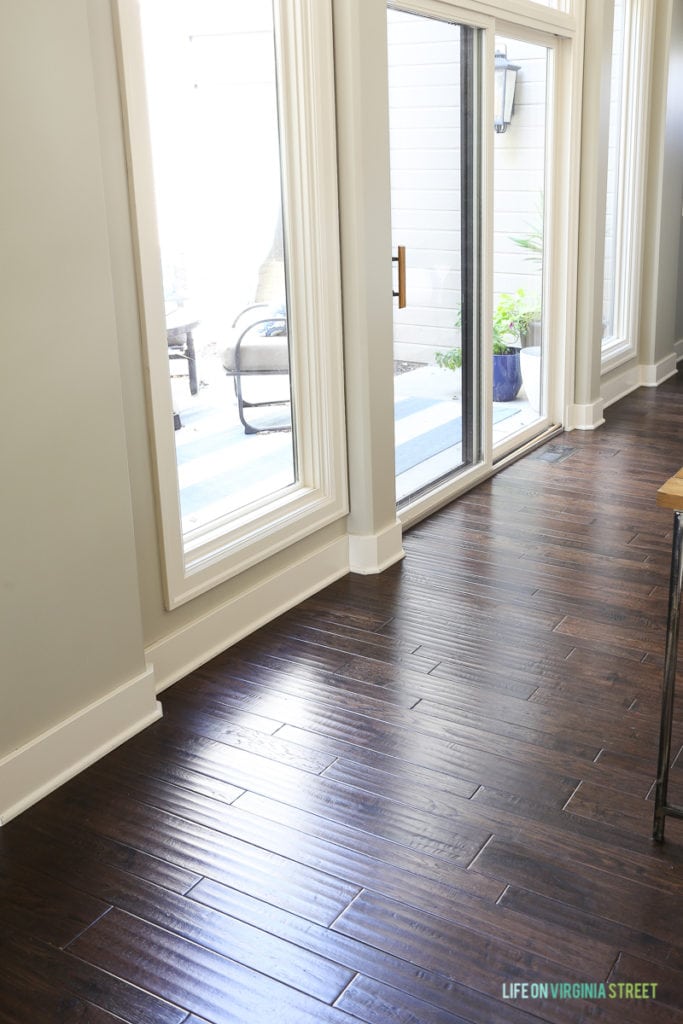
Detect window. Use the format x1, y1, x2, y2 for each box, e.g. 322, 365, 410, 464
115, 0, 347, 607
601, 0, 654, 366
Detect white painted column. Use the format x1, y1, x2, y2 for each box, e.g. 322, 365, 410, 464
333, 0, 404, 574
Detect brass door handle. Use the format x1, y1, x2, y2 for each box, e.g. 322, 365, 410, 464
392, 246, 406, 309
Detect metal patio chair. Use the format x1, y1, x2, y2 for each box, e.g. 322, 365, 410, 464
221, 302, 291, 434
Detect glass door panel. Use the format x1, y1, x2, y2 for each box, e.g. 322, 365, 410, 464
388, 10, 479, 506
602, 0, 626, 346
138, 0, 296, 537
492, 36, 549, 453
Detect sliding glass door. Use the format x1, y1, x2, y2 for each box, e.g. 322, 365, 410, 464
388, 9, 480, 505
389, 6, 558, 509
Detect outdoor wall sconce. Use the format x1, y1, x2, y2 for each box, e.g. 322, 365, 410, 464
494, 48, 520, 133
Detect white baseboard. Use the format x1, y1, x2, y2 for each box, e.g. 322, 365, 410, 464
148, 535, 350, 694
639, 353, 677, 387
600, 364, 640, 410
566, 399, 605, 431
0, 664, 160, 825
600, 355, 678, 412
348, 520, 405, 574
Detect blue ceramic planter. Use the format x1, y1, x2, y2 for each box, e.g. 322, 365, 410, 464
493, 352, 522, 402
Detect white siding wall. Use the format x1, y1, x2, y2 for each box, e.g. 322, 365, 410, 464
388, 11, 462, 363
493, 39, 546, 308
388, 18, 546, 363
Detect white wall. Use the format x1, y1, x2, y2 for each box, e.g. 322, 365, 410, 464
492, 39, 546, 323
388, 11, 462, 364
0, 0, 159, 821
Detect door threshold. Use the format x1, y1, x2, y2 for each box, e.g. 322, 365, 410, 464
399, 423, 564, 531
493, 423, 564, 470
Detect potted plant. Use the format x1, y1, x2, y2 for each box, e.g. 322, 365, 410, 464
436, 289, 541, 401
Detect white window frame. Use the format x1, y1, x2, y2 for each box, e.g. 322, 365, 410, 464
114, 0, 348, 609
601, 0, 654, 370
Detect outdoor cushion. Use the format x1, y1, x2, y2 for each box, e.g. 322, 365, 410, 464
222, 331, 289, 374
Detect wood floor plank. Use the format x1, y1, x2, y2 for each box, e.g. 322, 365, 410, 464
96, 726, 492, 866
469, 835, 683, 946
232, 685, 605, 782
83, 759, 503, 908
0, 871, 110, 950
426, 648, 585, 692
334, 974, 475, 1024
554, 614, 666, 656
467, 783, 673, 863
415, 687, 658, 757
0, 978, 124, 1024
202, 654, 423, 711
333, 971, 680, 1024
337, 650, 540, 700
484, 798, 683, 893
152, 684, 585, 811
607, 952, 683, 1012
412, 697, 604, 761
275, 720, 580, 808
0, 931, 188, 1024
236, 790, 614, 973
188, 877, 551, 1024
331, 888, 592, 997
82, 793, 363, 927
144, 697, 340, 774
563, 779, 654, 831
2, 808, 203, 897
67, 909, 359, 1024
499, 885, 683, 976
191, 670, 595, 793
2, 835, 354, 1004
229, 788, 501, 903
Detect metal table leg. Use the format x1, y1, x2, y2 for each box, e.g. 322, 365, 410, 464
185, 327, 198, 395
653, 509, 683, 842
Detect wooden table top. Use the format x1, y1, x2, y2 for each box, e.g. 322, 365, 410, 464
657, 469, 683, 510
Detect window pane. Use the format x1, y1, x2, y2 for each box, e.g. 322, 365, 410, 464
138, 0, 296, 537
493, 37, 548, 444
602, 0, 626, 343
388, 10, 472, 504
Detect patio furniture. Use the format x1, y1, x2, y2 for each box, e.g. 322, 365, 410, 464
166, 309, 199, 397
653, 467, 683, 841
221, 302, 291, 435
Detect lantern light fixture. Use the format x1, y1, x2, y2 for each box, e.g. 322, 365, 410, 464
494, 48, 520, 133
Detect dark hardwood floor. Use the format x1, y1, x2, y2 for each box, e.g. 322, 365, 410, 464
3, 378, 683, 1023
